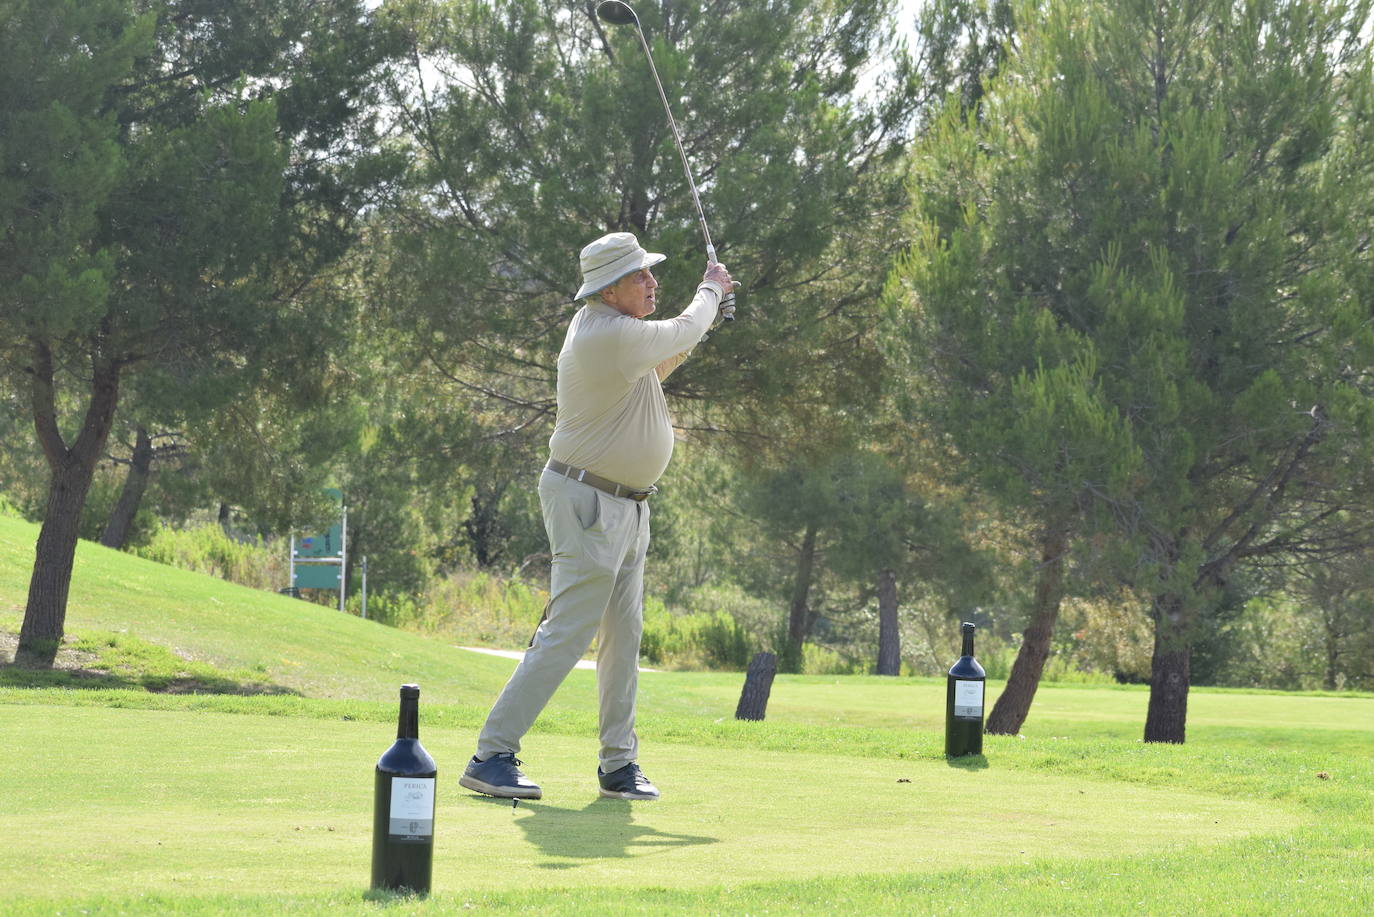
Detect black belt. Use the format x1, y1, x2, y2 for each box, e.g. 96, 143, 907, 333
545, 459, 657, 501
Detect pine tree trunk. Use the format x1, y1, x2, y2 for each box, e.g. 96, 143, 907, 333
1144, 594, 1190, 743
464, 482, 509, 568
734, 652, 778, 720
875, 567, 900, 675
1322, 606, 1340, 692
986, 514, 1070, 735
17, 345, 121, 668
101, 426, 154, 549
17, 464, 94, 666
783, 523, 818, 673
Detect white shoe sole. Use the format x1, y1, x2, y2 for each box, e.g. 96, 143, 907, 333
598, 787, 660, 800
460, 773, 542, 799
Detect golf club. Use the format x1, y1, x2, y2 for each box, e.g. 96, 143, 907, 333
595, 0, 736, 320
595, 0, 715, 264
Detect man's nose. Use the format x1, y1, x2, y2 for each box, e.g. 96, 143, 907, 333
646, 273, 658, 289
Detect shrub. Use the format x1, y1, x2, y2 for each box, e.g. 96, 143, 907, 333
959, 627, 1118, 686
131, 523, 286, 592
1058, 594, 1154, 683
355, 591, 426, 630
974, 644, 1016, 681
800, 643, 864, 676
640, 601, 756, 670
372, 571, 548, 648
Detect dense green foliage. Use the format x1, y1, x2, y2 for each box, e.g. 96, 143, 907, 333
889, 0, 1374, 731
1, 0, 401, 664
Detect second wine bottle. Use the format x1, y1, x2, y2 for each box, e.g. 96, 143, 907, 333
371, 683, 437, 894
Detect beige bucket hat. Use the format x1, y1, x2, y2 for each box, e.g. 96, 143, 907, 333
575, 231, 667, 300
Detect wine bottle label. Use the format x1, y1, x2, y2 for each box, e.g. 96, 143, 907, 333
953, 679, 984, 718
389, 777, 435, 839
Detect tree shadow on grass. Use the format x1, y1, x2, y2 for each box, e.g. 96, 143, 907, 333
0, 629, 300, 695
469, 795, 718, 869
0, 663, 301, 694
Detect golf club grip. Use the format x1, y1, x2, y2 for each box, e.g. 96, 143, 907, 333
706, 246, 735, 321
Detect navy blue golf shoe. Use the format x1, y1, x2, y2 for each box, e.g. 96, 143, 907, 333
459, 753, 542, 799
598, 762, 659, 800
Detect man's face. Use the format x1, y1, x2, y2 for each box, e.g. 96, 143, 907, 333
601, 268, 658, 318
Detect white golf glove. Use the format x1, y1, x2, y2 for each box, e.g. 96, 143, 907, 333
714, 280, 740, 326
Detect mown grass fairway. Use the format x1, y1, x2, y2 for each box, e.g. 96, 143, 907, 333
2, 514, 1372, 914
0, 700, 1298, 896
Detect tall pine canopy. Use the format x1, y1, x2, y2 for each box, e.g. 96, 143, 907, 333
890, 0, 1374, 741
2, 0, 399, 666
371, 0, 921, 566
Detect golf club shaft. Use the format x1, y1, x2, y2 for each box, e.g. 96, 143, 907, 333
629, 23, 716, 265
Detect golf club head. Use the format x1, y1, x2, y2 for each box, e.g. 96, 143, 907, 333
595, 0, 639, 26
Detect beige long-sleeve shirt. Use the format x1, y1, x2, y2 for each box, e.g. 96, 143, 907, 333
547, 281, 724, 490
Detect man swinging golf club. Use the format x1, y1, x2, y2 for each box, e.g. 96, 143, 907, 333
459, 234, 734, 801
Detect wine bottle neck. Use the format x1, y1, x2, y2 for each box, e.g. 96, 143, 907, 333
961, 628, 975, 657
397, 697, 419, 740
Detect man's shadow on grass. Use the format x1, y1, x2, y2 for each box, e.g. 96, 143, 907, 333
473, 796, 717, 869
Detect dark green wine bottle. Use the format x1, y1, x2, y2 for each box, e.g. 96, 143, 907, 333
371, 684, 436, 894
945, 622, 986, 757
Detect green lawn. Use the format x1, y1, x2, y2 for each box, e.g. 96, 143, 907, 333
0, 702, 1294, 896
1, 513, 1372, 914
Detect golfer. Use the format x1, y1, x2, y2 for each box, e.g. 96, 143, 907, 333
460, 232, 733, 800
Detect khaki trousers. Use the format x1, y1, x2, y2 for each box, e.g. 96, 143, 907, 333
475, 468, 651, 772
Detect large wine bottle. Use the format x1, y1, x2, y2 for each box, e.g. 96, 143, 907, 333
371, 684, 437, 894
944, 622, 986, 757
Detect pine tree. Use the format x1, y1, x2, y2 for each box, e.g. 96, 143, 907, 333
2, 0, 400, 666
369, 0, 925, 562
892, 0, 1374, 741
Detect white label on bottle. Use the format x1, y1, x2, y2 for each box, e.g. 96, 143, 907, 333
389, 777, 435, 838
954, 680, 984, 718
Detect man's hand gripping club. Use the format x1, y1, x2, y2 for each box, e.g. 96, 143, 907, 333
704, 261, 739, 329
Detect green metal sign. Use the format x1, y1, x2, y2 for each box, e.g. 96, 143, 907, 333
290, 489, 347, 603
294, 488, 344, 559
295, 524, 343, 559
294, 564, 343, 590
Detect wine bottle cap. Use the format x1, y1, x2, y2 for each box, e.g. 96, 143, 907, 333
961, 622, 975, 634
400, 684, 420, 698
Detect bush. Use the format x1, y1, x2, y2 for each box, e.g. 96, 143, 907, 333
1058, 594, 1154, 683
1205, 596, 1327, 691
963, 619, 1123, 686
370, 571, 548, 648
131, 523, 286, 592
699, 612, 754, 669
641, 601, 756, 670
354, 591, 426, 630
974, 643, 1016, 681
1039, 654, 1116, 685
363, 574, 756, 671
800, 643, 864, 676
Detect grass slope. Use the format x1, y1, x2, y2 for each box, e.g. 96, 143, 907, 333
2, 513, 1372, 913
0, 514, 518, 704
